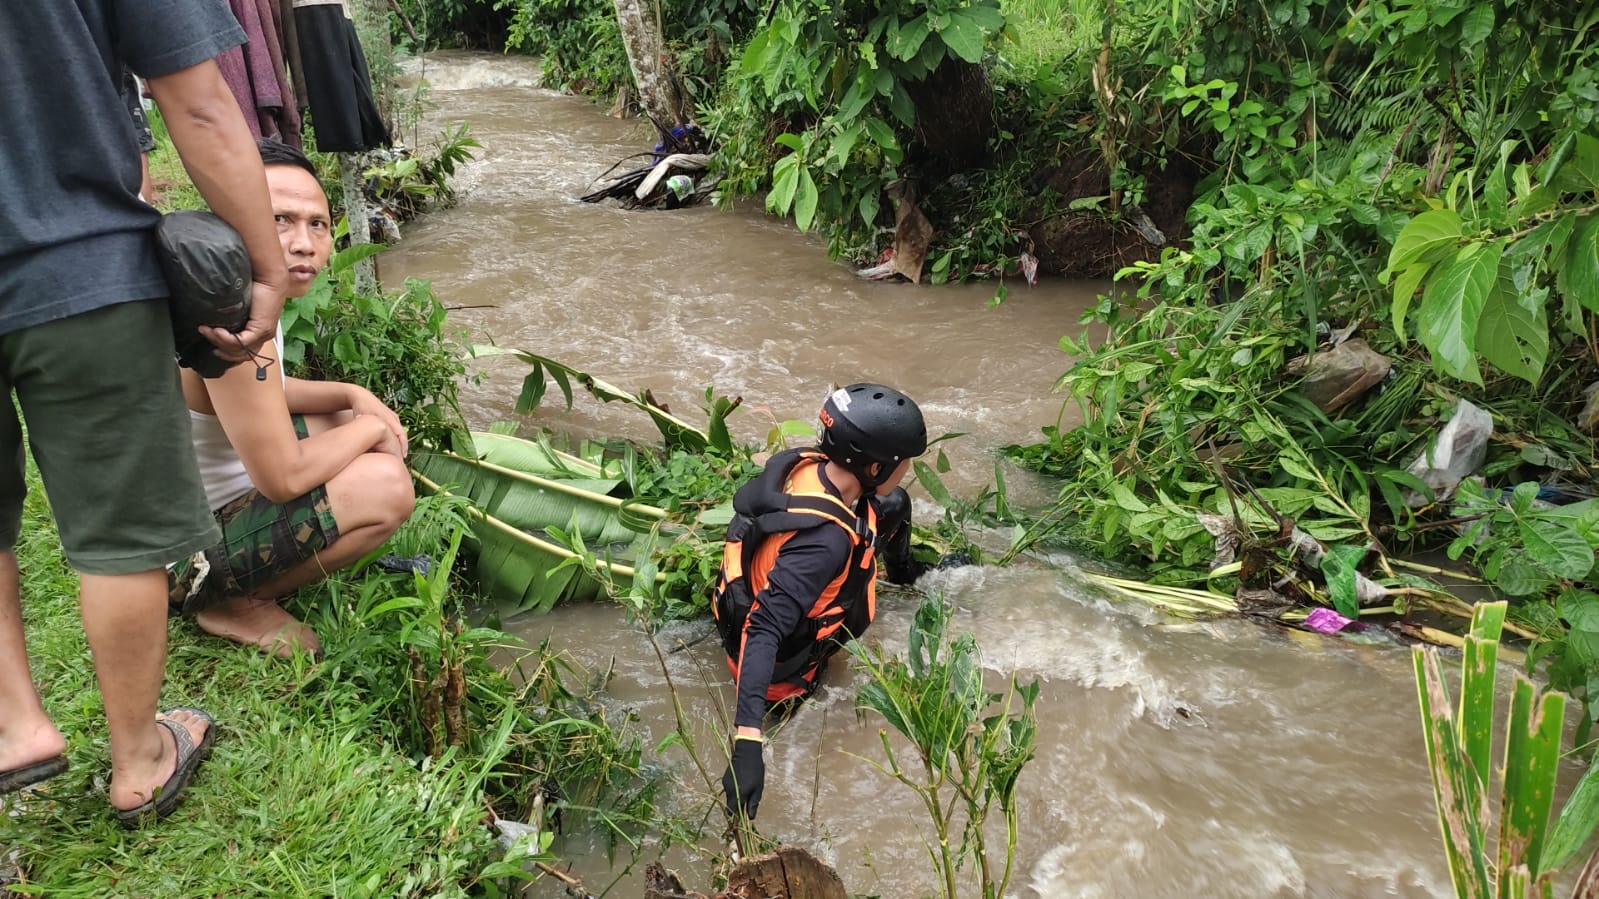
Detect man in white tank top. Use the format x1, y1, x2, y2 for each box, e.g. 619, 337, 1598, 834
167, 139, 414, 658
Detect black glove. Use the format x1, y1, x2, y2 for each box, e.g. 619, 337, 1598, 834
722, 737, 765, 820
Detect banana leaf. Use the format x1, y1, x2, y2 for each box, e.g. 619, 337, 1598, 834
412, 450, 664, 548
453, 430, 627, 496
413, 470, 659, 612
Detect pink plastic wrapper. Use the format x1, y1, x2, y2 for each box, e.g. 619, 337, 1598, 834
1304, 607, 1354, 634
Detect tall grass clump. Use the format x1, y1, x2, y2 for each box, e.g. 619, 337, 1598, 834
848, 597, 1039, 899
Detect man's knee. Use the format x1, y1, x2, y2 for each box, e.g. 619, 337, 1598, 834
361, 454, 415, 530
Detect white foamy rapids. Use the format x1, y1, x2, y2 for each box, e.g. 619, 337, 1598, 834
884, 565, 1207, 730
397, 52, 543, 91
1028, 821, 1309, 899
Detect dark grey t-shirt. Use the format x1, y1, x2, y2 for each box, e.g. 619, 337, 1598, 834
0, 0, 244, 336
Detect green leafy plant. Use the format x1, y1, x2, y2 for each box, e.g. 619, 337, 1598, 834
711, 0, 1007, 257
366, 122, 483, 221
1380, 135, 1599, 386
1413, 600, 1599, 897
282, 229, 474, 450
849, 596, 1038, 899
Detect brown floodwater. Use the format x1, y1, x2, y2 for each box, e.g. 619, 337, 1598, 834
383, 51, 1506, 898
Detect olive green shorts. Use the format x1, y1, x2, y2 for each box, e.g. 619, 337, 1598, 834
0, 300, 218, 574
168, 416, 342, 614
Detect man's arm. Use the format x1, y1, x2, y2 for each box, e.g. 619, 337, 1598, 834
283, 377, 408, 456
146, 60, 287, 354
731, 528, 853, 736
187, 344, 397, 503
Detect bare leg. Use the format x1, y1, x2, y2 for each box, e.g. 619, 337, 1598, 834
79, 569, 209, 811
195, 453, 414, 657
0, 551, 67, 776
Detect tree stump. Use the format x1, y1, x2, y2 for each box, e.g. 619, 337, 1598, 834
641, 846, 846, 899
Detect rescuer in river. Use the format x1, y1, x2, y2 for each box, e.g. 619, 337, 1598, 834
711, 383, 936, 821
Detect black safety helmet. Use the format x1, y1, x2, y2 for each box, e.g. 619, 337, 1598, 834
818, 383, 927, 490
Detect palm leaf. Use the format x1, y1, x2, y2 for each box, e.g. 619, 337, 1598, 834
1498, 674, 1564, 892
1415, 644, 1494, 898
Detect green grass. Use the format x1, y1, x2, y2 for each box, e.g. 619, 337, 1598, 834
1, 466, 665, 896
998, 0, 1095, 84
2, 475, 496, 896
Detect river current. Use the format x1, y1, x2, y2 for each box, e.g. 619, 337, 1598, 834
385, 52, 1460, 898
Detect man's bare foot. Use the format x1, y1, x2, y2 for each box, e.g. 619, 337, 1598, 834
194, 596, 320, 659
108, 709, 210, 812
0, 718, 67, 777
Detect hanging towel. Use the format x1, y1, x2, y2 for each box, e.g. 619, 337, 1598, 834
291, 0, 389, 153
255, 0, 302, 146
213, 0, 285, 139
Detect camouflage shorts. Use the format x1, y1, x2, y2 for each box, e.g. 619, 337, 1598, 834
168, 420, 342, 615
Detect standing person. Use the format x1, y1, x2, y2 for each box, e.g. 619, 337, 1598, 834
712, 383, 933, 821
168, 138, 416, 660
0, 0, 288, 826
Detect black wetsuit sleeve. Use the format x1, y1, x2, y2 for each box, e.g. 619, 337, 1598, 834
733, 525, 853, 729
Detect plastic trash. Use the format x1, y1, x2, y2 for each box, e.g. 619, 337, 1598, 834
1404, 399, 1493, 507
1304, 607, 1354, 634
666, 174, 694, 201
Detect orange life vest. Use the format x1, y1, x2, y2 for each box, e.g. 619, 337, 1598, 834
711, 449, 879, 701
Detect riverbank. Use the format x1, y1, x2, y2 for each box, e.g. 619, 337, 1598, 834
4, 454, 655, 889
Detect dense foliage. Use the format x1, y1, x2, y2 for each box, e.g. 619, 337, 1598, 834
282, 234, 474, 451
1005, 0, 1599, 722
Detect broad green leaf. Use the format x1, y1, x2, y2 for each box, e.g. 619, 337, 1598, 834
1476, 260, 1548, 384
1390, 259, 1431, 342
1555, 134, 1599, 194
1386, 209, 1463, 274
1456, 3, 1494, 47
886, 13, 931, 61
835, 75, 873, 121
912, 460, 956, 508
740, 29, 772, 75
1321, 544, 1365, 619
773, 132, 804, 152
1109, 482, 1149, 513
863, 116, 899, 153
887, 81, 916, 127
767, 155, 800, 215
937, 8, 988, 63
1560, 589, 1599, 632
1563, 214, 1599, 313
794, 168, 820, 232
1419, 243, 1498, 384
859, 189, 881, 228
1519, 519, 1595, 580
1545, 749, 1599, 870
1497, 552, 1551, 596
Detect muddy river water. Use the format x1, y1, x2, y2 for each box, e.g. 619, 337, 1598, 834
384, 51, 1474, 897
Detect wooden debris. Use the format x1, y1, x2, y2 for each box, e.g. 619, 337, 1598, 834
638, 846, 846, 899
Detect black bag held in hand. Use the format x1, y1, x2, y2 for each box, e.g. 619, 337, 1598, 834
154, 210, 252, 379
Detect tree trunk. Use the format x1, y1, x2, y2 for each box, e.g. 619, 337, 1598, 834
905, 57, 993, 177
612, 0, 680, 125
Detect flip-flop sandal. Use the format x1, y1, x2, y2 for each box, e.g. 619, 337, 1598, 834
114, 708, 217, 829
0, 755, 68, 795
